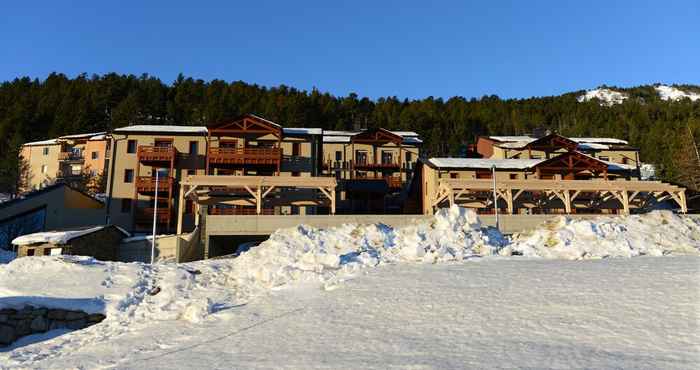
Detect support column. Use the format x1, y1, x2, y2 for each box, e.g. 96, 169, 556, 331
564, 190, 572, 214
506, 189, 514, 214
176, 185, 185, 234
256, 186, 262, 214
621, 190, 630, 215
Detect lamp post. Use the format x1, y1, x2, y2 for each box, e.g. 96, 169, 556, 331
151, 169, 159, 264
491, 165, 499, 230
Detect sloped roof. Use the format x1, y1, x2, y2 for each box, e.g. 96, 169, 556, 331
114, 125, 208, 134
11, 225, 129, 246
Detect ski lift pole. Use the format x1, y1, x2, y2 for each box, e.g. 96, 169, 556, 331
151, 169, 159, 264
492, 165, 499, 231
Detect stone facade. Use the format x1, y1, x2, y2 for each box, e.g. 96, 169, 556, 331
0, 305, 105, 346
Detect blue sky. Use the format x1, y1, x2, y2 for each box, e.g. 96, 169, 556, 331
1, 0, 698, 99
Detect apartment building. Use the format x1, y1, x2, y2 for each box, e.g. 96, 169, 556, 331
105, 114, 326, 232
321, 128, 422, 213
475, 133, 640, 172
20, 132, 110, 192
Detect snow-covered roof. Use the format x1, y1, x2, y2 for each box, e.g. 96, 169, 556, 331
114, 125, 208, 134
247, 114, 282, 128
497, 141, 534, 149
429, 158, 544, 170
322, 129, 422, 144
323, 136, 351, 143
59, 132, 106, 140
577, 143, 610, 150
283, 128, 323, 135
488, 136, 535, 143
11, 225, 129, 246
22, 139, 60, 146
88, 134, 107, 141
121, 234, 171, 243
570, 137, 629, 145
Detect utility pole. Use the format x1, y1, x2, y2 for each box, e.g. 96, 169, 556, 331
492, 165, 499, 230
151, 169, 159, 264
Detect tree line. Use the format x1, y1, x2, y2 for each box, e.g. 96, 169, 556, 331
0, 73, 698, 194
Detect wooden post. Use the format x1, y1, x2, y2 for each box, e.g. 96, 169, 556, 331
176, 185, 185, 234
506, 189, 514, 214
205, 132, 211, 175
564, 190, 572, 214
256, 185, 262, 214
331, 187, 336, 215
621, 190, 630, 215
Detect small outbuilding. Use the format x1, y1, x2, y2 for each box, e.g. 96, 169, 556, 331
11, 225, 129, 261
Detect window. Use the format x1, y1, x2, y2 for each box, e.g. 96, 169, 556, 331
189, 141, 198, 155
127, 140, 137, 154
405, 152, 412, 163
381, 151, 394, 165
510, 174, 518, 180
220, 140, 236, 148
450, 173, 458, 179
187, 169, 196, 175
41, 165, 48, 174
70, 164, 82, 176
599, 156, 609, 161
335, 151, 342, 161
43, 147, 49, 156
292, 143, 301, 156
355, 150, 368, 165
185, 199, 193, 214
154, 139, 173, 147
121, 199, 132, 213
26, 248, 35, 256
476, 170, 492, 179
530, 155, 542, 159
292, 171, 300, 177
124, 169, 134, 183
91, 151, 98, 160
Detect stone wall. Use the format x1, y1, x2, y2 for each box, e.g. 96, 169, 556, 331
0, 305, 105, 346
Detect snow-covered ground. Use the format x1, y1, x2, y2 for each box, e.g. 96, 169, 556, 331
655, 84, 700, 102
1, 207, 699, 369
577, 88, 629, 106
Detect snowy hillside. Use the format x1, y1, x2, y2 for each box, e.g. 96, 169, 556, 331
655, 84, 700, 101
576, 88, 628, 106
1, 207, 699, 368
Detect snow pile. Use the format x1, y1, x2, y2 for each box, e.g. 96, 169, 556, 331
228, 205, 505, 293
505, 211, 700, 260
655, 84, 700, 102
577, 88, 628, 106
0, 248, 15, 264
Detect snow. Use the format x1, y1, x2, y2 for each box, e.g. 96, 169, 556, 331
322, 135, 350, 143
121, 234, 170, 243
577, 88, 629, 106
571, 137, 629, 144
505, 211, 700, 259
58, 132, 106, 140
577, 142, 610, 150
114, 125, 208, 134
282, 127, 323, 135
655, 84, 700, 102
1, 207, 699, 368
22, 139, 60, 147
488, 135, 535, 142
429, 157, 544, 169
11, 226, 128, 246
640, 163, 657, 180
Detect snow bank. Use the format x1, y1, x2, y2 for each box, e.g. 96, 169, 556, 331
505, 211, 700, 259
229, 206, 505, 293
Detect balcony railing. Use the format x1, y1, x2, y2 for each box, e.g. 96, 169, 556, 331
352, 160, 400, 170
134, 208, 171, 224
385, 176, 403, 189
209, 207, 274, 215
208, 147, 282, 166
59, 152, 84, 161
135, 176, 173, 194
137, 146, 177, 163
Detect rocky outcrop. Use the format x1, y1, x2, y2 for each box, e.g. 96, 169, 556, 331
0, 306, 105, 346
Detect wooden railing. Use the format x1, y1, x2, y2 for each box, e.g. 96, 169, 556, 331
135, 176, 173, 194
137, 146, 177, 162
134, 208, 171, 224
352, 160, 400, 170
59, 152, 83, 161
209, 207, 274, 215
208, 147, 282, 166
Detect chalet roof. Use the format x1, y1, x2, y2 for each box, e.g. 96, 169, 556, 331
322, 129, 422, 144
114, 125, 208, 134
59, 132, 106, 140
428, 158, 544, 170
283, 128, 323, 135
22, 139, 60, 146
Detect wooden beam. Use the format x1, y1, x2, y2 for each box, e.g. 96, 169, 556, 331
176, 185, 185, 234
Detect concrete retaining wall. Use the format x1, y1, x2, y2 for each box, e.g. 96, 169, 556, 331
118, 236, 178, 263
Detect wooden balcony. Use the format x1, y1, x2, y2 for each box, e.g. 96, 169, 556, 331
208, 147, 282, 167
134, 207, 171, 224
138, 146, 177, 164
135, 176, 173, 195
59, 152, 83, 161
353, 161, 400, 171
385, 176, 403, 189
